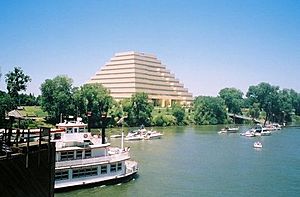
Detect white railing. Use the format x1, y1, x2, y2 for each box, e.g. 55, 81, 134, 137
56, 152, 130, 168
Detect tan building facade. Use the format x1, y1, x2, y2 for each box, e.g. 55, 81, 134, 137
87, 51, 193, 107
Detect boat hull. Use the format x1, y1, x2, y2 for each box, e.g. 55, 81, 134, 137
55, 171, 138, 192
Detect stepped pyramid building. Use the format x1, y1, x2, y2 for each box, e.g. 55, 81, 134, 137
87, 51, 193, 107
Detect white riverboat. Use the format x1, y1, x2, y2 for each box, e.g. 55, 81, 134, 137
53, 119, 138, 191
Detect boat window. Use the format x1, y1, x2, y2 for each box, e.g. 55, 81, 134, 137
110, 164, 116, 172
60, 151, 74, 161
54, 133, 61, 140
72, 166, 98, 179
101, 165, 107, 174
117, 162, 122, 171
74, 128, 78, 133
79, 128, 84, 133
67, 128, 73, 133
85, 150, 91, 158
76, 150, 82, 159
55, 170, 69, 181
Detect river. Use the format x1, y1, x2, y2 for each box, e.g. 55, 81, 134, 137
55, 125, 300, 197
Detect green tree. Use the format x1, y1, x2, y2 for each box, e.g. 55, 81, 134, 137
219, 87, 243, 114
248, 103, 260, 119
5, 67, 31, 105
193, 96, 227, 125
40, 75, 75, 123
73, 83, 113, 127
172, 103, 186, 125
246, 82, 281, 124
0, 91, 14, 128
124, 92, 153, 126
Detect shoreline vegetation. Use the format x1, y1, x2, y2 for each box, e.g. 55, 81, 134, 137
1, 67, 300, 129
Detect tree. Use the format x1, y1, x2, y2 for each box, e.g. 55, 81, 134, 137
73, 83, 113, 127
172, 103, 186, 125
246, 82, 281, 124
124, 92, 153, 126
5, 67, 31, 105
218, 87, 243, 114
193, 96, 227, 125
40, 75, 75, 123
0, 91, 14, 128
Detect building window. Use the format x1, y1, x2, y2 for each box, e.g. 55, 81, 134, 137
55, 170, 69, 181
76, 150, 82, 159
117, 162, 122, 171
101, 165, 107, 174
60, 151, 74, 161
110, 164, 116, 172
85, 150, 91, 158
72, 166, 98, 179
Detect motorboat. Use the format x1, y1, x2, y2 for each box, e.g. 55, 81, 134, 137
253, 141, 263, 148
240, 129, 255, 137
261, 130, 271, 136
144, 130, 163, 140
124, 130, 145, 141
227, 127, 239, 133
53, 118, 138, 191
219, 126, 239, 134
110, 134, 122, 138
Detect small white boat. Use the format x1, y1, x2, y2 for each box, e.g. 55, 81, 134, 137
227, 127, 239, 133
253, 141, 263, 148
261, 130, 271, 136
124, 130, 145, 141
110, 134, 122, 138
241, 129, 255, 137
144, 130, 163, 140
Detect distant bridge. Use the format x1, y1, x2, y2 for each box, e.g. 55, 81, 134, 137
228, 113, 261, 123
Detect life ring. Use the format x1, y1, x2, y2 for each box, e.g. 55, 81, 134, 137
83, 134, 88, 138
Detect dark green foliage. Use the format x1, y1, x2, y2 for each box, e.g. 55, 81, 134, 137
246, 82, 300, 124
152, 113, 176, 126
0, 91, 14, 128
123, 92, 153, 126
5, 67, 31, 104
73, 83, 113, 127
18, 93, 39, 106
40, 75, 75, 123
172, 104, 186, 125
219, 87, 243, 114
193, 96, 227, 125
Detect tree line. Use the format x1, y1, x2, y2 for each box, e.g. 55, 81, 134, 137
1, 67, 300, 128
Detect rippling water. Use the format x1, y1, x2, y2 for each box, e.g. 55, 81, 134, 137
55, 125, 300, 197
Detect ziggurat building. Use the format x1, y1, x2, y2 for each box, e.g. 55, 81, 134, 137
87, 51, 193, 107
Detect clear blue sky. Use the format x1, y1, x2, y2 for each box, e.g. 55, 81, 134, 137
0, 0, 299, 96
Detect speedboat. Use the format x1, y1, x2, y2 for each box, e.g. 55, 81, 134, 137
227, 127, 239, 133
240, 129, 255, 137
253, 141, 263, 148
144, 130, 163, 140
124, 130, 145, 141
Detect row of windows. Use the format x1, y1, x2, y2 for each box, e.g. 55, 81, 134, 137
66, 127, 85, 133
55, 170, 69, 181
55, 162, 123, 181
60, 150, 91, 161
72, 166, 98, 179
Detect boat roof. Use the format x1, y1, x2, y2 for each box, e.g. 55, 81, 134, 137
56, 146, 83, 151
89, 143, 110, 148
56, 121, 87, 128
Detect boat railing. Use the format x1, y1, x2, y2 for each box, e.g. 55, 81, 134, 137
56, 151, 130, 168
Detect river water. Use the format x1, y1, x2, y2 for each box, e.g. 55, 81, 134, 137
55, 125, 300, 197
